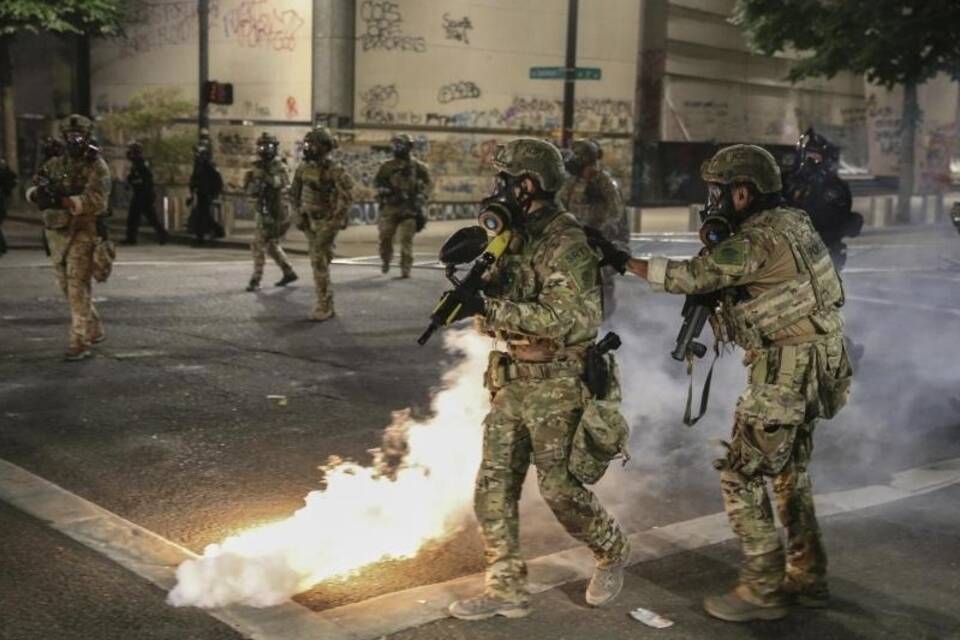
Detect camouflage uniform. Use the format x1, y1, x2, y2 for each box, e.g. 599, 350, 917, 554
472, 139, 629, 608
27, 116, 111, 356
374, 135, 432, 277
647, 145, 852, 610
558, 141, 630, 318
244, 151, 295, 285
290, 128, 354, 319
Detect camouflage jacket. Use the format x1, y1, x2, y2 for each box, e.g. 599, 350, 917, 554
482, 205, 601, 357
244, 158, 289, 230
290, 158, 354, 223
558, 169, 630, 248
31, 154, 111, 238
374, 158, 432, 213
648, 206, 844, 349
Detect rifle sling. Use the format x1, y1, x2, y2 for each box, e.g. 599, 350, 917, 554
682, 350, 718, 427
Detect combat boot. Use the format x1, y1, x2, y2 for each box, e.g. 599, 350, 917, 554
704, 585, 788, 622
448, 595, 531, 621
780, 578, 830, 608
310, 308, 335, 322
246, 278, 261, 292
275, 270, 299, 287
64, 345, 92, 362
87, 328, 106, 344
586, 560, 626, 607
381, 262, 390, 274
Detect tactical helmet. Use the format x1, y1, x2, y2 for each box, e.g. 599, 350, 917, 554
491, 137, 566, 193
797, 127, 839, 169
571, 139, 600, 165
308, 127, 337, 149
126, 141, 143, 161
701, 144, 782, 194
60, 114, 94, 138
391, 133, 413, 149
256, 132, 279, 160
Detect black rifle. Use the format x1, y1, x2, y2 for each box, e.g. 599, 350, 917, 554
672, 292, 720, 427
671, 292, 719, 362
583, 332, 622, 399
418, 226, 511, 346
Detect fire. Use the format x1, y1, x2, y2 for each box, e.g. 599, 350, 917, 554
168, 330, 491, 608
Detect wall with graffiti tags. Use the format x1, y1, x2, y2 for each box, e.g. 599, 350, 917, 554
91, 0, 312, 123
353, 0, 639, 136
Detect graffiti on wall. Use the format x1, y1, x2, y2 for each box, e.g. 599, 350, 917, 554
222, 0, 306, 51
359, 0, 426, 52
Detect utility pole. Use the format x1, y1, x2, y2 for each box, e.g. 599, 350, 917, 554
198, 0, 209, 133
561, 0, 578, 147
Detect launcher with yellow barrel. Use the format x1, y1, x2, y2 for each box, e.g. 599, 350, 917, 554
417, 226, 513, 346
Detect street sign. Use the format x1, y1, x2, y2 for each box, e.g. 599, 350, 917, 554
529, 67, 602, 80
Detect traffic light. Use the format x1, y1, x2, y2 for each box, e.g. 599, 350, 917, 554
205, 81, 233, 106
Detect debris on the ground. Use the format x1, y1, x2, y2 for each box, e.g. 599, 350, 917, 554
267, 394, 288, 407
629, 606, 674, 629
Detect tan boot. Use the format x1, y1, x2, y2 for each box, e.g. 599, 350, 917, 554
64, 345, 92, 362
310, 308, 335, 322
780, 577, 830, 608
585, 561, 626, 607
704, 584, 788, 622
448, 594, 531, 621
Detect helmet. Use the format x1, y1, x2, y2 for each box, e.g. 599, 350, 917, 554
391, 133, 413, 149
304, 127, 337, 160
571, 139, 600, 165
700, 144, 782, 194
60, 114, 95, 158
491, 137, 566, 193
797, 127, 839, 169
126, 141, 143, 161
256, 132, 279, 160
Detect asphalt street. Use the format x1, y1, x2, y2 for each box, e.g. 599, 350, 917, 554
0, 220, 959, 639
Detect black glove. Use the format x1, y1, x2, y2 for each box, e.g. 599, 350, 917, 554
447, 289, 486, 323
415, 210, 427, 233
584, 226, 630, 275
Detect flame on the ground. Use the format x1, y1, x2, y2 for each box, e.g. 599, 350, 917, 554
167, 330, 490, 608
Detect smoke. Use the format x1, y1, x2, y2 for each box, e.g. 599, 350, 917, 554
168, 329, 490, 608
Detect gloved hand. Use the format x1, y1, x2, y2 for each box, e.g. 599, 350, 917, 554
583, 226, 630, 274
447, 289, 486, 324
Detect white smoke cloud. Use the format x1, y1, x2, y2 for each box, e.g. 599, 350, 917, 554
168, 329, 491, 608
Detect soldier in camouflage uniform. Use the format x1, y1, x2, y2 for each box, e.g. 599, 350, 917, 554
446, 138, 630, 621
374, 133, 432, 278
26, 115, 111, 360
243, 133, 297, 291
607, 145, 852, 622
558, 139, 630, 318
290, 127, 354, 321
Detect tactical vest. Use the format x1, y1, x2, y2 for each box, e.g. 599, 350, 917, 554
297, 161, 338, 213
721, 207, 844, 350
486, 210, 598, 354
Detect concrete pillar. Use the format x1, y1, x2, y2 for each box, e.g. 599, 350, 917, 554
630, 0, 668, 205
312, 0, 355, 125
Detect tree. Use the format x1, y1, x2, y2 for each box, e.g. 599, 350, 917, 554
101, 88, 197, 184
733, 0, 960, 222
0, 0, 127, 173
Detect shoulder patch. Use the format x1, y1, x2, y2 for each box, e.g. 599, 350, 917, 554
712, 238, 747, 266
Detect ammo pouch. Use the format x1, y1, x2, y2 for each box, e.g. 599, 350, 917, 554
42, 209, 71, 230
483, 350, 511, 393
813, 336, 852, 419
569, 355, 630, 485
729, 383, 806, 476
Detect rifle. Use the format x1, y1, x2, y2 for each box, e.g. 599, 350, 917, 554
418, 226, 512, 346
672, 291, 721, 427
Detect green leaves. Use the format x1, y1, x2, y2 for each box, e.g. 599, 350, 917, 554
0, 0, 127, 36
733, 0, 960, 87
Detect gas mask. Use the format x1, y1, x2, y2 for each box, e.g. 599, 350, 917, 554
302, 140, 325, 162
698, 183, 736, 249
257, 141, 277, 162
64, 131, 89, 159
562, 149, 582, 176
477, 173, 534, 235
392, 141, 411, 160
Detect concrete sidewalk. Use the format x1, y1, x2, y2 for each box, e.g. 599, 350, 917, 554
390, 482, 960, 640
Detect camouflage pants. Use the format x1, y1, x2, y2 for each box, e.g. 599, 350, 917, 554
378, 208, 416, 276
304, 219, 339, 314
250, 228, 293, 282
47, 231, 102, 351
475, 375, 629, 604
718, 344, 826, 598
